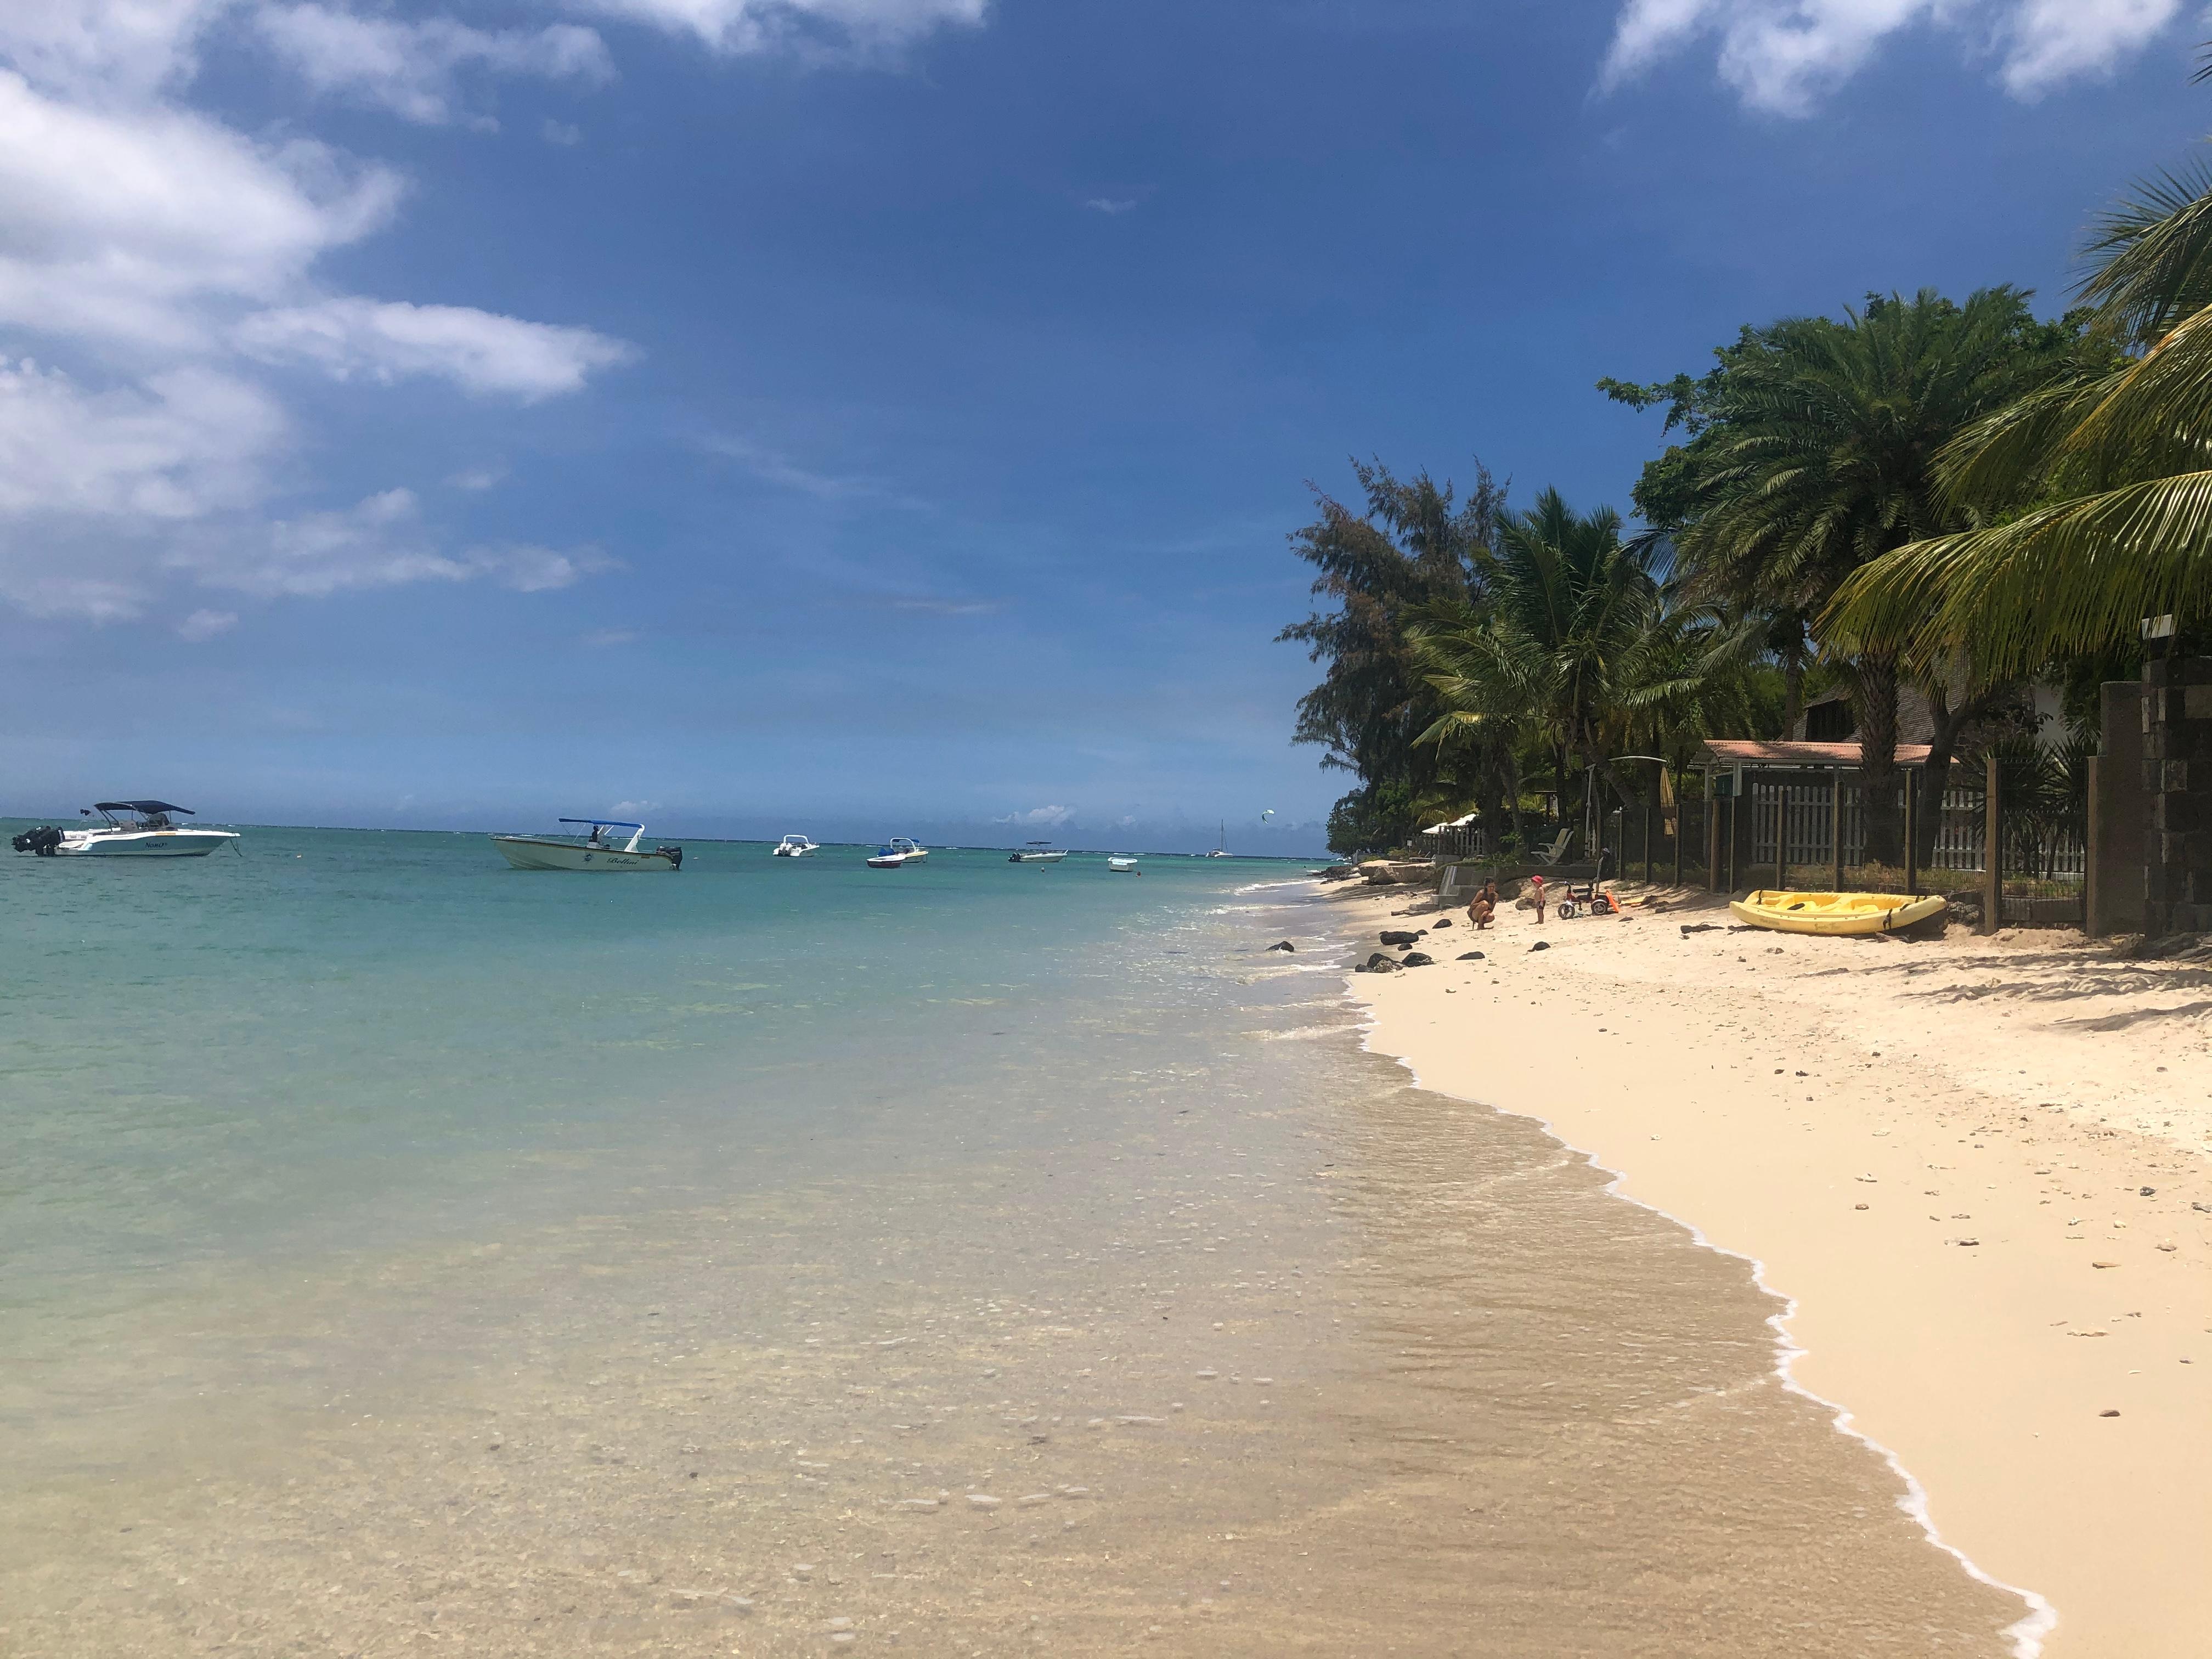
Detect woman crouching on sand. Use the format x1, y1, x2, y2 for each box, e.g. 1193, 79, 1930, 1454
1468, 879, 1499, 930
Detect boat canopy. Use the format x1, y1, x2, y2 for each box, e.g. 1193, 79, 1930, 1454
559, 818, 642, 831
92, 800, 193, 815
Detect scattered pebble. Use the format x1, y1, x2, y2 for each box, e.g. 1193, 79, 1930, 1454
2099, 1409, 2121, 1418
967, 1494, 1002, 1510
2092, 1261, 2121, 1269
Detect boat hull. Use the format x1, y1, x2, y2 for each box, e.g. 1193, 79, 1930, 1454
52, 830, 237, 857
491, 835, 678, 872
1729, 890, 1948, 936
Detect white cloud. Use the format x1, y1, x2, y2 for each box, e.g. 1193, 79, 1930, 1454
542, 117, 584, 144
1085, 197, 1138, 215
176, 606, 238, 640
583, 625, 641, 646
998, 803, 1072, 827
233, 297, 635, 400
1600, 0, 2184, 113
575, 0, 986, 56
255, 5, 613, 125
0, 67, 402, 350
164, 487, 609, 598
0, 1, 223, 101
447, 464, 507, 490
0, 359, 283, 523
2000, 0, 2180, 96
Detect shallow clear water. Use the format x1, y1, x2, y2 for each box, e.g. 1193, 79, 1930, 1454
0, 830, 2023, 1654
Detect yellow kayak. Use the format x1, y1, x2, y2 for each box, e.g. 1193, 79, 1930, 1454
1729, 890, 1948, 936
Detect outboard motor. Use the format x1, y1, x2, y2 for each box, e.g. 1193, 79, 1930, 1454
656, 844, 683, 870
12, 826, 64, 856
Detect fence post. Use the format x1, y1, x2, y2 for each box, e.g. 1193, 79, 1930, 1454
1708, 790, 1723, 893
1729, 792, 1742, 893
1982, 753, 2002, 934
1904, 773, 1918, 896
1831, 768, 1844, 892
1673, 795, 1685, 888
1775, 782, 1787, 895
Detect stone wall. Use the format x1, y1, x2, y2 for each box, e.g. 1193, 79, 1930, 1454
2142, 656, 2212, 935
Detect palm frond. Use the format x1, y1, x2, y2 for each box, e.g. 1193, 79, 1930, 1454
1826, 469, 2212, 673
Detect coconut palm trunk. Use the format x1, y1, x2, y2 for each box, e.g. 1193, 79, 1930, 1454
1851, 656, 1905, 868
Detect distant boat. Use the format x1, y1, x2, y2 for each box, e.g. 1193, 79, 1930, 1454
1009, 840, 1067, 864
866, 837, 928, 869
1205, 820, 1229, 857
1107, 856, 1140, 874
772, 834, 819, 857
491, 819, 682, 871
11, 800, 239, 858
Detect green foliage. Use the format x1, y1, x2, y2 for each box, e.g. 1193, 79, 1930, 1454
1325, 781, 1420, 856
1278, 457, 1505, 794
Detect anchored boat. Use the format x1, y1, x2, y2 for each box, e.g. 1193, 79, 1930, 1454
1008, 841, 1066, 863
772, 834, 820, 857
1729, 890, 1946, 935
490, 819, 682, 872
866, 837, 928, 869
11, 800, 239, 858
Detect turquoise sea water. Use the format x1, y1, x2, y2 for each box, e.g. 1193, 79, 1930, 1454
0, 828, 2023, 1655
2, 831, 1294, 1329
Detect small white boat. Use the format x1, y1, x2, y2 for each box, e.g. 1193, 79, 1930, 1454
1107, 856, 1140, 874
1008, 841, 1066, 864
866, 837, 928, 869
1205, 820, 1229, 857
491, 819, 682, 871
13, 800, 240, 857
772, 834, 819, 857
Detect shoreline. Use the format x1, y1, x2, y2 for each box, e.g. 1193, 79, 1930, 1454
1334, 880, 2212, 1658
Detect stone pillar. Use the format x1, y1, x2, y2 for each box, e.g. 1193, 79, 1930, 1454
2141, 656, 2212, 936
2087, 681, 2145, 937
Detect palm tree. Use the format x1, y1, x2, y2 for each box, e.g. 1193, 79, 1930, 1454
1410, 489, 1750, 853
1668, 288, 2077, 862
1827, 169, 2205, 673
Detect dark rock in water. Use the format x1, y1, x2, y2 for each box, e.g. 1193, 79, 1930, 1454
1363, 952, 1403, 973
1529, 940, 1550, 952
1379, 929, 1424, 946
1400, 952, 1434, 967
1265, 940, 1296, 952
1458, 951, 1485, 961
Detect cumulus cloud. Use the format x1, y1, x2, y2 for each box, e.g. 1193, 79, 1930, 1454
233, 298, 636, 400
255, 5, 614, 125
1600, 0, 2185, 113
1085, 197, 1138, 215
577, 0, 988, 56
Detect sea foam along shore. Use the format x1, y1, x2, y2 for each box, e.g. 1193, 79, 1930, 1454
1336, 881, 2212, 1659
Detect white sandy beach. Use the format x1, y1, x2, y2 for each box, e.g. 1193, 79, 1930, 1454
1340, 882, 2212, 1658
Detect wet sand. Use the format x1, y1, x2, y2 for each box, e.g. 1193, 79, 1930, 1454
1345, 881, 2212, 1657
2, 900, 2033, 1655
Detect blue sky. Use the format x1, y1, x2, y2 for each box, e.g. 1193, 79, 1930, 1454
0, 0, 2203, 853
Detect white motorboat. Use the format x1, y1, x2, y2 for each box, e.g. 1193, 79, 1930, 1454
491, 819, 682, 871
12, 800, 240, 858
772, 834, 820, 857
866, 837, 928, 868
1008, 841, 1066, 864
1107, 856, 1141, 874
